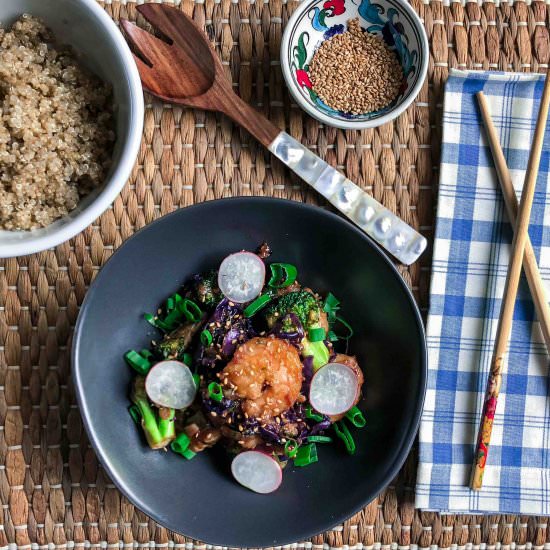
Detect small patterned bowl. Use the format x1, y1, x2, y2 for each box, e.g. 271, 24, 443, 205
280, 0, 428, 129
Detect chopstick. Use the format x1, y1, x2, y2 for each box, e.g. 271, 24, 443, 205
470, 72, 550, 491
476, 91, 550, 352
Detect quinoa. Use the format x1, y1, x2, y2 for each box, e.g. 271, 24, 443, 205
309, 19, 403, 115
0, 15, 115, 231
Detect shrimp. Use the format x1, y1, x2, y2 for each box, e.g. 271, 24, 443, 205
221, 337, 303, 420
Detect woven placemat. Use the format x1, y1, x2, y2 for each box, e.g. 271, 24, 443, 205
1, 0, 550, 547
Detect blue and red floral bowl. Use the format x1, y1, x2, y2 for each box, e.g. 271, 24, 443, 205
280, 0, 428, 129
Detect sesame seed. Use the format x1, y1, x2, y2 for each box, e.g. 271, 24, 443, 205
309, 18, 403, 115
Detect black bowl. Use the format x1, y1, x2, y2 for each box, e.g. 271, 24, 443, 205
73, 197, 426, 547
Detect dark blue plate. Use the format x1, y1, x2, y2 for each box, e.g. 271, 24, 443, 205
73, 197, 426, 547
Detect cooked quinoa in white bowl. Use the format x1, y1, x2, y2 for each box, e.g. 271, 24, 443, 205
0, 0, 144, 258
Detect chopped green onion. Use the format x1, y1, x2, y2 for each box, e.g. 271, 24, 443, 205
327, 330, 339, 342
208, 381, 224, 402
307, 435, 333, 443
294, 443, 318, 467
171, 432, 191, 454
183, 353, 193, 367
333, 420, 356, 455
200, 329, 213, 346
124, 350, 152, 375
144, 313, 172, 332
128, 404, 141, 425
180, 298, 202, 322
192, 373, 200, 388
162, 308, 184, 330
140, 349, 154, 360
334, 316, 354, 340
305, 405, 324, 423
181, 448, 196, 460
166, 293, 182, 312
284, 439, 299, 458
323, 292, 341, 320
268, 263, 298, 288
345, 406, 366, 428
244, 294, 272, 317
308, 327, 326, 342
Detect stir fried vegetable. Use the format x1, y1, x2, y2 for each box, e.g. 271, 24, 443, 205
123, 245, 366, 493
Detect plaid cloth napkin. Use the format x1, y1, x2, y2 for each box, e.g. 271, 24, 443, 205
415, 69, 550, 515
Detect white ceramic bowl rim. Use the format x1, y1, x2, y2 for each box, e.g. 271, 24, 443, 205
280, 0, 429, 130
0, 0, 144, 258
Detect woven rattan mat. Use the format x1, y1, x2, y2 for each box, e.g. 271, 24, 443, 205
1, 0, 550, 547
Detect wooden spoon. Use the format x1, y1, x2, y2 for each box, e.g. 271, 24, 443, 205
120, 4, 427, 265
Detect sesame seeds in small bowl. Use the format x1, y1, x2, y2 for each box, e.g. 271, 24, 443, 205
280, 0, 429, 130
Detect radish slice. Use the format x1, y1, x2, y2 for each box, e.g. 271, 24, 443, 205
309, 362, 359, 416
218, 252, 265, 304
145, 360, 196, 409
231, 451, 282, 494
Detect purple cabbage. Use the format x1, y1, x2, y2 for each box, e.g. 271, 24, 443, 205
268, 313, 304, 346
301, 355, 314, 394
195, 298, 255, 373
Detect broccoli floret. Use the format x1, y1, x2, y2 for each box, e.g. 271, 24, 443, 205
265, 290, 330, 370
265, 290, 321, 330
156, 337, 185, 360
192, 270, 221, 307
155, 319, 202, 359
131, 377, 175, 449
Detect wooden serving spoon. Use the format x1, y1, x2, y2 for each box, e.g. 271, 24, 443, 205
121, 4, 426, 265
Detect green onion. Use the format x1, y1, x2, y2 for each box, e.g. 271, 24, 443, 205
171, 432, 191, 454
180, 298, 202, 322
193, 373, 200, 388
345, 406, 366, 428
305, 405, 324, 423
181, 448, 196, 460
308, 327, 326, 342
307, 435, 332, 443
244, 294, 272, 317
284, 439, 299, 458
166, 293, 182, 312
124, 350, 152, 375
144, 313, 172, 332
200, 329, 213, 346
162, 308, 183, 330
183, 353, 193, 367
140, 349, 154, 360
268, 263, 298, 288
334, 315, 354, 340
294, 443, 318, 467
333, 420, 356, 455
327, 330, 339, 342
323, 292, 341, 320
208, 381, 224, 402
128, 404, 141, 425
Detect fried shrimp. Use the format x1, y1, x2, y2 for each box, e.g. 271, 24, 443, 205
222, 337, 303, 420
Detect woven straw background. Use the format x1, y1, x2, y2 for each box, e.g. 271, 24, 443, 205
1, 0, 550, 547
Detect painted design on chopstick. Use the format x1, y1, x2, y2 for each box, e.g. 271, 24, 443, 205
290, 0, 418, 120
472, 356, 503, 488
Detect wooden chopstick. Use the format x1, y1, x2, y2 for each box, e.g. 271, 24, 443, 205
470, 72, 550, 491
476, 91, 550, 352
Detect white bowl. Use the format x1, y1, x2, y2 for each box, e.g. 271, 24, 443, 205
0, 0, 144, 258
280, 0, 428, 130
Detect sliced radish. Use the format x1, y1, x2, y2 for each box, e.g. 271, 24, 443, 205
218, 251, 265, 304
309, 362, 360, 416
231, 450, 282, 494
145, 360, 196, 409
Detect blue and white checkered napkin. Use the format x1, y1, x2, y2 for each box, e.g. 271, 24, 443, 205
415, 69, 550, 515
